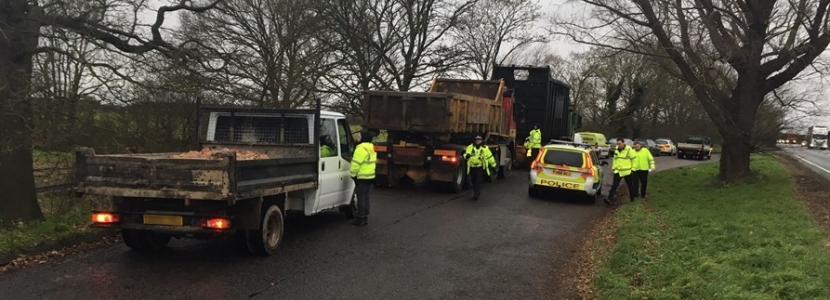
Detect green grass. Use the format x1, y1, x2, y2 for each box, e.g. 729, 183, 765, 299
0, 197, 95, 257
593, 155, 830, 299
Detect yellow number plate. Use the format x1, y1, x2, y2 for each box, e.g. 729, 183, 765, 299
143, 214, 183, 226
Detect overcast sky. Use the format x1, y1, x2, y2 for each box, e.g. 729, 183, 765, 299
537, 0, 829, 129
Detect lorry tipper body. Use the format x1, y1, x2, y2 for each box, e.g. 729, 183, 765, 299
490, 65, 583, 167
676, 135, 713, 160
806, 125, 828, 150
75, 102, 360, 254
362, 79, 516, 192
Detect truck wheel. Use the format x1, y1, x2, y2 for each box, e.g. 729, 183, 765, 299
447, 161, 466, 193
340, 193, 358, 220
485, 166, 498, 183
122, 229, 170, 251
250, 204, 284, 255
498, 162, 511, 179
122, 229, 149, 250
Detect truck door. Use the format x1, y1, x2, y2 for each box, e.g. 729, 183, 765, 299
336, 119, 356, 203
317, 117, 342, 211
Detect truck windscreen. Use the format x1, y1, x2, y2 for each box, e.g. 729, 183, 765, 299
815, 134, 827, 139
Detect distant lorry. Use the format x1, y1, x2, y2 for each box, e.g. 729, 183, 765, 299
491, 65, 582, 167
806, 126, 828, 150
75, 102, 359, 255
676, 135, 713, 160
362, 79, 516, 192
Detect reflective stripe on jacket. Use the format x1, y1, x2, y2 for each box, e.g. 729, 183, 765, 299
633, 148, 655, 171
529, 129, 542, 149
350, 142, 377, 179
612, 145, 637, 177
465, 144, 496, 175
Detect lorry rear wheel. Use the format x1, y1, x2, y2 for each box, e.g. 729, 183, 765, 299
498, 162, 511, 179
447, 161, 466, 193
250, 204, 284, 255
122, 229, 149, 250
122, 229, 170, 251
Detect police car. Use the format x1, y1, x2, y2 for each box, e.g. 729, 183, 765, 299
528, 140, 609, 203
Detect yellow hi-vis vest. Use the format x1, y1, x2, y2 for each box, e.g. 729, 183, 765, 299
633, 148, 655, 171
465, 144, 496, 175
350, 142, 377, 180
612, 145, 637, 177
529, 129, 542, 149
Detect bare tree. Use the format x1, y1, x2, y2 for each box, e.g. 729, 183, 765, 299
384, 0, 477, 91
0, 0, 219, 224
452, 0, 544, 79
315, 0, 475, 117
558, 0, 830, 182
31, 27, 109, 151
315, 0, 398, 116
179, 0, 333, 108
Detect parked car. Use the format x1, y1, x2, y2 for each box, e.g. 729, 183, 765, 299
655, 138, 677, 156
528, 141, 608, 203
634, 138, 661, 157
677, 135, 713, 160
608, 137, 634, 147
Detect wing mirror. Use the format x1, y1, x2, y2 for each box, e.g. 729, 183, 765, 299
600, 161, 609, 166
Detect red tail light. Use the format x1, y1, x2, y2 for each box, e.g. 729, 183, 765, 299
203, 218, 231, 230
583, 153, 596, 176
92, 212, 119, 224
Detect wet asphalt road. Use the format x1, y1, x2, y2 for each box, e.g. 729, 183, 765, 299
783, 145, 830, 181
0, 154, 718, 300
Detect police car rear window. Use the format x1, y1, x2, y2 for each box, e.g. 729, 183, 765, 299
543, 150, 584, 166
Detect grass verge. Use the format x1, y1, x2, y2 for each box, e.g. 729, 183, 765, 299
0, 194, 111, 265
591, 155, 830, 299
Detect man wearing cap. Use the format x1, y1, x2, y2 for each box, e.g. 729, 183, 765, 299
464, 135, 496, 200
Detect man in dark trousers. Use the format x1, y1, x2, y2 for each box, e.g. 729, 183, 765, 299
604, 138, 638, 205
464, 135, 496, 200
632, 141, 656, 198
350, 130, 377, 226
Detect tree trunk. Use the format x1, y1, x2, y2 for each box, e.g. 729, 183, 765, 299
0, 1, 45, 225
711, 75, 763, 183
718, 136, 752, 182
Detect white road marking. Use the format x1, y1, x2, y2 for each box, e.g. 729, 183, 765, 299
792, 154, 830, 175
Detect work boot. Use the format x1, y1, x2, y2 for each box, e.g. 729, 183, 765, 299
351, 217, 367, 226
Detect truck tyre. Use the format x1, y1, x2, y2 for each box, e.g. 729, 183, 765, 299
498, 161, 511, 179
447, 160, 466, 193
122, 229, 170, 251
340, 193, 358, 220
250, 204, 284, 255
122, 229, 149, 250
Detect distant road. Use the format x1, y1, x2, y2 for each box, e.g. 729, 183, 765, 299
782, 145, 830, 181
